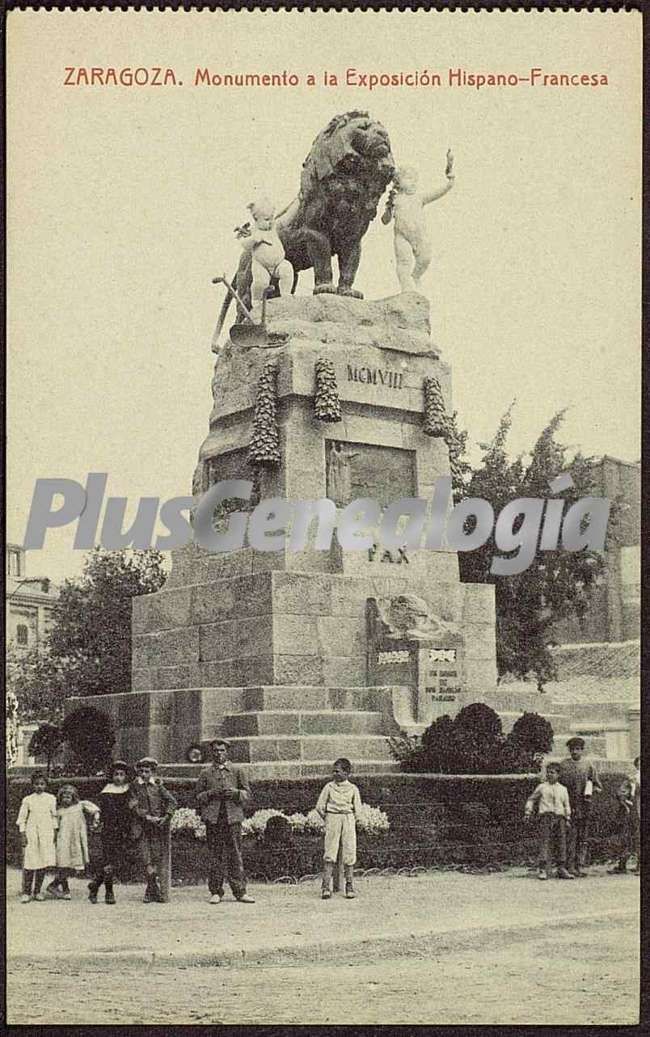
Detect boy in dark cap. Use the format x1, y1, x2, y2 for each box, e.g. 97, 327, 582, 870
557, 737, 602, 877
129, 757, 177, 903
88, 760, 133, 904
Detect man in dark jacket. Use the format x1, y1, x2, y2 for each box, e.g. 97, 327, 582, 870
129, 757, 177, 903
195, 739, 254, 904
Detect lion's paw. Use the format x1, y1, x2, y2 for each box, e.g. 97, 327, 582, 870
313, 283, 337, 295
337, 287, 364, 300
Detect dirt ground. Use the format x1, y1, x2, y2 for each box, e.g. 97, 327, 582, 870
7, 867, 639, 1026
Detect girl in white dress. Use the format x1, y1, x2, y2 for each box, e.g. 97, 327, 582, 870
47, 785, 100, 900
16, 772, 58, 902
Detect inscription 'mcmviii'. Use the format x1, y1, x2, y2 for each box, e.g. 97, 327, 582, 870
347, 364, 404, 389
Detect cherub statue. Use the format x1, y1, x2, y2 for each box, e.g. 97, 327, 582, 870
382, 150, 455, 293
238, 196, 294, 304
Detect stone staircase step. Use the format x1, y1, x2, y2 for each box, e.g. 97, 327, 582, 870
225, 733, 394, 764
468, 690, 548, 713
496, 711, 569, 734
222, 710, 385, 737
242, 686, 395, 713
240, 760, 402, 780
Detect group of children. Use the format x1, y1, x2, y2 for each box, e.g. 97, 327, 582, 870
525, 737, 641, 881
16, 740, 640, 902
17, 756, 177, 904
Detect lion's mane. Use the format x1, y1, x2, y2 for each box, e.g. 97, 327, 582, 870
280, 110, 396, 279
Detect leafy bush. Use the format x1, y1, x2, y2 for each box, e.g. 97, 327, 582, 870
264, 815, 293, 845
61, 707, 115, 775
390, 704, 554, 775
505, 712, 554, 772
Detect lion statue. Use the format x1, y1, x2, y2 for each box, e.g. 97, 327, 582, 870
217, 111, 395, 332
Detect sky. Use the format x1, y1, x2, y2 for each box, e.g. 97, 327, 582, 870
7, 9, 641, 584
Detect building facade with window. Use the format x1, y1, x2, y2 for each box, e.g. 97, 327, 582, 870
6, 544, 59, 651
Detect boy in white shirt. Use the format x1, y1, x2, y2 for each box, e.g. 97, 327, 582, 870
525, 762, 573, 881
315, 758, 362, 900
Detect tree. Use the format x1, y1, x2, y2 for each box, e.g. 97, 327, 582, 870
458, 408, 606, 689
28, 723, 65, 777
44, 548, 167, 700
8, 550, 167, 728
7, 645, 68, 726
61, 707, 115, 775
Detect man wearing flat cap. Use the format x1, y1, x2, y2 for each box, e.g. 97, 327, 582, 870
557, 737, 602, 877
129, 757, 177, 903
195, 739, 254, 904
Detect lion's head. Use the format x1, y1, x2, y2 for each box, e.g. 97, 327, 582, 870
300, 110, 395, 196
388, 594, 431, 635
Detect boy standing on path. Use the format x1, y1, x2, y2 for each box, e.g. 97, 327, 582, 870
558, 737, 602, 877
610, 755, 641, 875
316, 758, 363, 900
195, 739, 255, 904
130, 757, 177, 903
525, 762, 574, 881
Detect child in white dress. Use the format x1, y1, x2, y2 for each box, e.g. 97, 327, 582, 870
16, 772, 58, 902
47, 784, 100, 899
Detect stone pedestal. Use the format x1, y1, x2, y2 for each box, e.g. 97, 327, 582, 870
96, 293, 498, 775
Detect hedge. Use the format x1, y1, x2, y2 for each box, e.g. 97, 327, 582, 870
7, 772, 629, 880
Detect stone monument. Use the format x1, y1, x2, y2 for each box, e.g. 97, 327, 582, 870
99, 286, 497, 777
86, 113, 498, 777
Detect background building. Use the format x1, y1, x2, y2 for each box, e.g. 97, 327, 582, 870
6, 543, 59, 652
6, 545, 60, 765
552, 456, 640, 645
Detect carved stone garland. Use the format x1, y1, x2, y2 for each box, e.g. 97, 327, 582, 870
249, 360, 281, 466
423, 376, 464, 490
314, 357, 342, 422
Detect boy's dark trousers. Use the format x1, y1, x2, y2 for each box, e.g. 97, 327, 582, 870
538, 814, 568, 868
617, 809, 640, 867
567, 804, 591, 871
206, 810, 246, 899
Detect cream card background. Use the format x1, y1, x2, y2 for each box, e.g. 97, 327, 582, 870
7, 10, 641, 579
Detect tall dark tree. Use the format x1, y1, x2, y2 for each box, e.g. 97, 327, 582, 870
458, 408, 606, 689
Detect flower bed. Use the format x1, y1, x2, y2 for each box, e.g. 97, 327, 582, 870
170, 803, 390, 841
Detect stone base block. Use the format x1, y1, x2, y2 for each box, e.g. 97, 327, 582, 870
132, 569, 496, 691
226, 733, 395, 765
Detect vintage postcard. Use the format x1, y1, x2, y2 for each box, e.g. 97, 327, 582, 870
6, 7, 642, 1027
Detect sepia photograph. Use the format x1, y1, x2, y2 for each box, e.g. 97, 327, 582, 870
5, 7, 642, 1027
